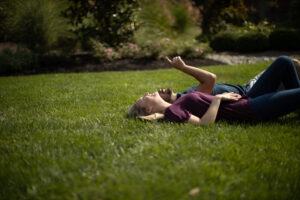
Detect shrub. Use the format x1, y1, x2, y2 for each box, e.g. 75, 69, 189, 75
65, 0, 139, 48
0, 1, 9, 42
91, 40, 120, 62
171, 4, 196, 34
290, 0, 300, 28
0, 48, 39, 74
210, 31, 238, 51
200, 0, 247, 37
6, 0, 72, 54
119, 43, 140, 59
269, 29, 300, 51
208, 21, 276, 52
135, 0, 199, 42
235, 32, 269, 52
132, 42, 161, 59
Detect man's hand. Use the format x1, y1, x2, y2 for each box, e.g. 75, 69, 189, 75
215, 92, 242, 101
165, 56, 186, 69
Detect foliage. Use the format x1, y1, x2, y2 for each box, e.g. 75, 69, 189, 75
269, 29, 300, 51
5, 0, 72, 54
119, 43, 141, 59
199, 0, 247, 37
210, 31, 238, 51
0, 0, 9, 42
135, 0, 199, 42
91, 38, 205, 62
0, 48, 39, 74
209, 21, 275, 52
91, 40, 121, 62
1, 63, 300, 199
290, 0, 300, 28
64, 0, 139, 48
236, 32, 269, 52
230, 21, 275, 36
126, 0, 204, 60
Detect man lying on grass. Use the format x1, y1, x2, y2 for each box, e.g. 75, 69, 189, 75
129, 56, 300, 125
158, 56, 300, 103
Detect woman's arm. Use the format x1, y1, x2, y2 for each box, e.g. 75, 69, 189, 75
188, 96, 221, 125
188, 92, 241, 125
138, 113, 165, 121
166, 56, 216, 94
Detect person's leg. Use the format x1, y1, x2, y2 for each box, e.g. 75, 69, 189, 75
247, 56, 300, 98
293, 59, 300, 79
249, 88, 300, 120
245, 71, 265, 92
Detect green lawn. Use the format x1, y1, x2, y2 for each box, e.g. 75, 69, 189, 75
0, 63, 299, 200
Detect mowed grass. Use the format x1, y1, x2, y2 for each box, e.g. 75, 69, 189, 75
0, 63, 300, 200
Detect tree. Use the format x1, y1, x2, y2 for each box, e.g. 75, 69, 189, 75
192, 0, 247, 37
64, 0, 139, 47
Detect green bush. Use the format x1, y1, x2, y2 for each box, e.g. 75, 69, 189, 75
91, 40, 121, 62
138, 42, 162, 59
208, 21, 275, 52
65, 0, 139, 48
0, 1, 9, 42
236, 32, 269, 52
171, 4, 195, 34
200, 0, 247, 37
0, 48, 39, 74
269, 29, 300, 51
134, 0, 199, 43
210, 31, 238, 51
6, 0, 72, 54
290, 0, 300, 28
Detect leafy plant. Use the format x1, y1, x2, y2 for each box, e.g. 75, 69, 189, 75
210, 31, 238, 51
200, 0, 247, 37
91, 40, 120, 62
6, 0, 72, 54
209, 21, 275, 52
64, 0, 139, 48
134, 0, 199, 43
269, 29, 300, 51
119, 43, 140, 59
0, 48, 39, 74
236, 32, 269, 52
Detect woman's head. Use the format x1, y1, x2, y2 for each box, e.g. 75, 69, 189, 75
128, 91, 166, 118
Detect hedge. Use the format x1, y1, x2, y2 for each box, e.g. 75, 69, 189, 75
209, 31, 238, 51
235, 32, 269, 52
269, 29, 300, 51
210, 29, 300, 52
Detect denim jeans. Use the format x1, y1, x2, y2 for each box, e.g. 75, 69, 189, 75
248, 56, 300, 120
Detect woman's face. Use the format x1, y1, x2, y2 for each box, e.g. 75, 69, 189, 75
136, 91, 162, 113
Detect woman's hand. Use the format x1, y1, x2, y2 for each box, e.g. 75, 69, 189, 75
165, 56, 186, 69
215, 92, 242, 101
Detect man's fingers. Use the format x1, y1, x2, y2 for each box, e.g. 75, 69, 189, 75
165, 56, 172, 64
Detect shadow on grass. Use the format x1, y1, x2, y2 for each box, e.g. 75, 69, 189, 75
127, 112, 300, 128
222, 113, 300, 127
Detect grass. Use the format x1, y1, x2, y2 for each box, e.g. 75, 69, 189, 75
0, 62, 299, 200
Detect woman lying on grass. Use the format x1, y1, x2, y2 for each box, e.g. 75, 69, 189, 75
128, 56, 300, 125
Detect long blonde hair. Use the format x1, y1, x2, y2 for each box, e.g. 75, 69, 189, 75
128, 103, 165, 121
128, 103, 148, 118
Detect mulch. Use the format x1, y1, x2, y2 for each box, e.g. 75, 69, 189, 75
15, 54, 226, 76
52, 58, 225, 73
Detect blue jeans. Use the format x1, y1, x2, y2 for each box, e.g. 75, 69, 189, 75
248, 56, 300, 120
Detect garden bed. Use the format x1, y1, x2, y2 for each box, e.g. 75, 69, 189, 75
42, 57, 225, 74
